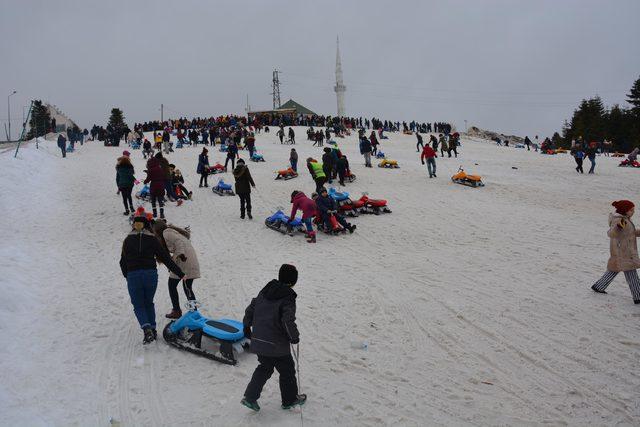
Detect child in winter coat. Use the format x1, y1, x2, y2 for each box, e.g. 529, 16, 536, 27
153, 220, 201, 318
241, 264, 306, 412
290, 191, 317, 243
591, 200, 640, 304
289, 148, 298, 172
420, 145, 438, 178
315, 187, 356, 233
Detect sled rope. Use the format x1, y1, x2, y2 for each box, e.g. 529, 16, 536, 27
292, 343, 304, 427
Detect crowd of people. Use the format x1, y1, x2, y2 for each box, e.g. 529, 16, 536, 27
105, 111, 640, 415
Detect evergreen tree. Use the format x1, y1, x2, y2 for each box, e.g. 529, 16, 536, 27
551, 132, 563, 148
565, 97, 606, 143
108, 108, 126, 130
626, 75, 640, 116
26, 100, 52, 139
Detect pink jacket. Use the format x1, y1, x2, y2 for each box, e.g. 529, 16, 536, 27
290, 192, 316, 220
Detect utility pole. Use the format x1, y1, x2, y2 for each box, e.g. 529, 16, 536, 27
7, 90, 16, 141
160, 103, 164, 123
464, 120, 468, 132
271, 70, 281, 110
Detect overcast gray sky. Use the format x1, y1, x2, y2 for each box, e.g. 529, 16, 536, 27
1, 0, 639, 137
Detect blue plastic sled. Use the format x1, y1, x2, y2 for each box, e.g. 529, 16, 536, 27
163, 309, 249, 365
265, 210, 306, 235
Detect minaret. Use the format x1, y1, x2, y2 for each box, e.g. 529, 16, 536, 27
334, 36, 346, 117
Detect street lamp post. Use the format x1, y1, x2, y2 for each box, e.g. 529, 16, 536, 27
7, 90, 17, 141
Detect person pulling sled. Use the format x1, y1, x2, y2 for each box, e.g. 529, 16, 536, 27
241, 264, 306, 412
120, 213, 185, 344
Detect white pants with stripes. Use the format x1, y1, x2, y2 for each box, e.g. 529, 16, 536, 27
592, 270, 640, 301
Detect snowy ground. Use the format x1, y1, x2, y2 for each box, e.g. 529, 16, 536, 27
1, 128, 639, 426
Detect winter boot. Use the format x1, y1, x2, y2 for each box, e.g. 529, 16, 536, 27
142, 327, 155, 344
165, 309, 182, 319
241, 398, 260, 412
240, 211, 245, 219
282, 394, 307, 410
123, 210, 130, 216
160, 208, 165, 220
306, 231, 316, 243
247, 211, 253, 220
152, 208, 158, 218
348, 224, 357, 234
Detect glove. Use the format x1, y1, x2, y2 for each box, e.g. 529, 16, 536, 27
290, 337, 299, 344
243, 326, 252, 339
178, 254, 187, 262
421, 160, 425, 165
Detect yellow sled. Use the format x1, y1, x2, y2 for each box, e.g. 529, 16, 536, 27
378, 159, 400, 168
451, 167, 484, 187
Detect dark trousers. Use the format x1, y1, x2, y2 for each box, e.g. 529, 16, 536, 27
290, 159, 297, 172
244, 354, 298, 405
127, 269, 158, 329
238, 193, 251, 215
449, 146, 457, 157
416, 141, 424, 151
165, 181, 177, 200
224, 156, 235, 170
338, 169, 346, 185
323, 166, 333, 183
168, 278, 195, 311
59, 145, 66, 158
199, 173, 208, 187
151, 194, 164, 218
315, 176, 327, 193
575, 158, 584, 173
120, 186, 134, 211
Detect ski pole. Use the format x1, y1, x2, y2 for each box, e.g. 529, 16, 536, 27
292, 343, 304, 427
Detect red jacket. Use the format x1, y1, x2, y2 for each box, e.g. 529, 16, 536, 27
420, 146, 437, 161
290, 192, 316, 220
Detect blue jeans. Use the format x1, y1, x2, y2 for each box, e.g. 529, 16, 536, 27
127, 269, 158, 329
290, 158, 297, 172
426, 158, 436, 176
302, 217, 313, 232
588, 156, 596, 173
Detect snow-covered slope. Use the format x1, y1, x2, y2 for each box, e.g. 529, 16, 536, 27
1, 129, 639, 426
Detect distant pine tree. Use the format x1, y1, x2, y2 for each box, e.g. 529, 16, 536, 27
108, 108, 126, 130
626, 76, 640, 116
26, 100, 52, 139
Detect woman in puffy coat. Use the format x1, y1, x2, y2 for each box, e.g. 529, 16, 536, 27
153, 220, 201, 318
591, 200, 640, 304
197, 147, 210, 187
144, 153, 167, 219
116, 152, 136, 215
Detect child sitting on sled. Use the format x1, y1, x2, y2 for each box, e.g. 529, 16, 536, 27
241, 264, 306, 412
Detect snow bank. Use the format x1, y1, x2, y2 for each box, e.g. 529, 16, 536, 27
0, 129, 639, 426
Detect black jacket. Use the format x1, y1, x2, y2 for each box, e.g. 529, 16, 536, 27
243, 280, 299, 356
232, 164, 255, 194
316, 194, 337, 214
119, 230, 184, 278
322, 152, 335, 167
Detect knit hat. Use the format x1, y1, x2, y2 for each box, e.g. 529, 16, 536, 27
612, 200, 635, 215
279, 264, 298, 286
122, 150, 131, 157
237, 158, 245, 165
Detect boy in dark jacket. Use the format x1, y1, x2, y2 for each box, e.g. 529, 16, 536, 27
315, 187, 356, 233
242, 264, 306, 411
232, 159, 256, 219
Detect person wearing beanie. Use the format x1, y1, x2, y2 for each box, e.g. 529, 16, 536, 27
232, 158, 256, 219
144, 153, 167, 219
122, 150, 131, 157
241, 264, 306, 412
591, 200, 640, 304
120, 214, 185, 344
